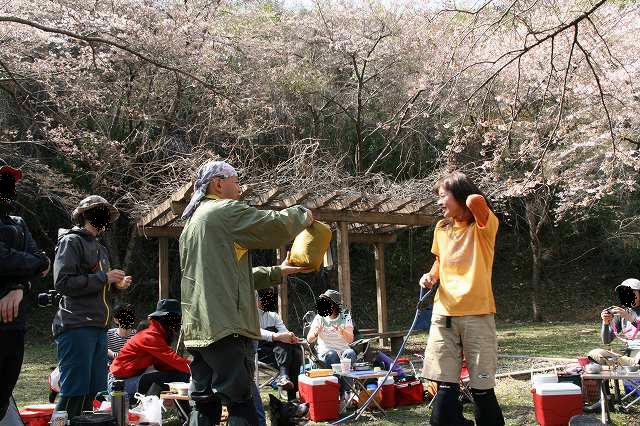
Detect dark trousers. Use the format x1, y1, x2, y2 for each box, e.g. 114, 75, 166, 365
188, 335, 258, 426
258, 341, 302, 396
0, 331, 24, 420
138, 371, 191, 395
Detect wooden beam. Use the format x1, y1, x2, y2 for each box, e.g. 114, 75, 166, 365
141, 181, 192, 226
277, 246, 288, 325
379, 197, 414, 213
348, 233, 397, 244
325, 193, 362, 210
252, 187, 284, 206
138, 226, 183, 238
313, 209, 436, 226
374, 243, 388, 346
336, 222, 352, 310
271, 189, 312, 208
304, 191, 340, 209
159, 237, 169, 300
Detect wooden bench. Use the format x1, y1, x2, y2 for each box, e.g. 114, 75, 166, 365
361, 330, 411, 353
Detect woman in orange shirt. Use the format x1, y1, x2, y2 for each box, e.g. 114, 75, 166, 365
419, 172, 504, 426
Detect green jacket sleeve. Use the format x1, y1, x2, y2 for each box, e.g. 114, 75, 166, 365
252, 266, 283, 290
226, 201, 310, 249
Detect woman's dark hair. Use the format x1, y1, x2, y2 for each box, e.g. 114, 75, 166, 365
435, 171, 492, 228
136, 319, 150, 332
113, 303, 136, 329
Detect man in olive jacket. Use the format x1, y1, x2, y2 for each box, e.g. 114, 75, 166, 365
179, 160, 313, 426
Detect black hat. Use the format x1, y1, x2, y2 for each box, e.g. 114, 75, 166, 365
148, 299, 181, 319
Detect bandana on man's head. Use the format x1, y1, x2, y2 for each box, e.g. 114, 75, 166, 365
181, 160, 238, 220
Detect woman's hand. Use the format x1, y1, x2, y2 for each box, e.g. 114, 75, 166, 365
609, 306, 631, 321
107, 269, 126, 284
419, 272, 437, 289
601, 308, 614, 325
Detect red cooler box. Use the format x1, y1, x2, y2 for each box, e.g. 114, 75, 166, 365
298, 374, 340, 421
532, 382, 583, 426
377, 376, 397, 409
396, 378, 424, 406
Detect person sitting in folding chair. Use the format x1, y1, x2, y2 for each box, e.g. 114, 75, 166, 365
256, 289, 304, 401
584, 278, 640, 413
306, 289, 357, 411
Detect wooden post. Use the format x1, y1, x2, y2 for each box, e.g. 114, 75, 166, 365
159, 237, 169, 300
336, 222, 352, 310
374, 242, 388, 346
277, 246, 288, 325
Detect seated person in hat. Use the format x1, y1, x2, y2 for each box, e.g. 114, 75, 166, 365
584, 278, 640, 413
306, 289, 357, 368
110, 299, 190, 396
588, 278, 640, 367
256, 288, 303, 401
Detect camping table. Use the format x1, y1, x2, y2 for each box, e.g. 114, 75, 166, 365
336, 370, 396, 416
582, 369, 640, 424
159, 393, 190, 426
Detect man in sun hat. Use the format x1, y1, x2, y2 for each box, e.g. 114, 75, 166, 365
179, 159, 314, 426
0, 165, 50, 421
52, 195, 132, 419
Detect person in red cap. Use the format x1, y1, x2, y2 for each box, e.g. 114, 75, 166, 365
0, 165, 50, 421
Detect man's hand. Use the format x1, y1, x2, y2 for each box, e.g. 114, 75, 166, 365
0, 289, 23, 323
601, 308, 614, 325
107, 269, 126, 284
419, 272, 438, 289
273, 331, 299, 344
115, 276, 132, 290
280, 257, 314, 276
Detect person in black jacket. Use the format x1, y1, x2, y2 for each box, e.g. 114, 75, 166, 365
53, 195, 132, 419
0, 165, 50, 420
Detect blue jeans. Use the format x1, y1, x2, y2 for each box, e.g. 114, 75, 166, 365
251, 383, 265, 426
321, 349, 357, 394
56, 327, 108, 397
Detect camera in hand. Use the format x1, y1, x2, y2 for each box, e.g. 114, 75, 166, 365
38, 289, 61, 307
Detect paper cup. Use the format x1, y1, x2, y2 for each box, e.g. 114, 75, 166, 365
340, 358, 351, 373
331, 363, 342, 374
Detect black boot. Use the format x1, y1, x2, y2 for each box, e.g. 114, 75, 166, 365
189, 392, 222, 426
430, 382, 475, 426
471, 388, 505, 426
583, 398, 615, 414
55, 395, 93, 420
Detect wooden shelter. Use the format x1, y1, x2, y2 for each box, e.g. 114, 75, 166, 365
137, 181, 438, 337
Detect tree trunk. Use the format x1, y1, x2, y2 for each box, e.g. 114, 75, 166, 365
529, 235, 542, 322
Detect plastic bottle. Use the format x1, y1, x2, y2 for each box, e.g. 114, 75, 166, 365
111, 380, 129, 426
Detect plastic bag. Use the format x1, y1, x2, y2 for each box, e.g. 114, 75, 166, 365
133, 393, 163, 425
288, 221, 332, 270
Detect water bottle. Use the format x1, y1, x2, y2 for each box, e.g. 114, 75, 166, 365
111, 380, 129, 426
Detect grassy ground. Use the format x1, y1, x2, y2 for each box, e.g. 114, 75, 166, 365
15, 322, 639, 425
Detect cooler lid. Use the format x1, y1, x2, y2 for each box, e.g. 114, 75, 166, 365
535, 382, 582, 395
298, 374, 339, 385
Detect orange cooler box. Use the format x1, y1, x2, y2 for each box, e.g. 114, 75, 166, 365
532, 382, 583, 426
298, 374, 340, 421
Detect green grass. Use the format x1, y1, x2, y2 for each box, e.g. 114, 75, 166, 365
14, 322, 640, 425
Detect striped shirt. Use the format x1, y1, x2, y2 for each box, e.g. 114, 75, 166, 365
107, 328, 136, 356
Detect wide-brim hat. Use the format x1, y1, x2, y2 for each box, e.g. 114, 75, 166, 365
149, 298, 181, 318
615, 278, 640, 293
319, 289, 341, 306
0, 166, 23, 183
72, 195, 119, 223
